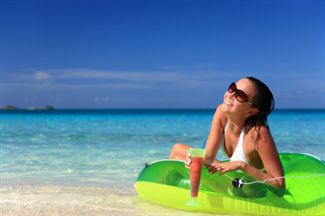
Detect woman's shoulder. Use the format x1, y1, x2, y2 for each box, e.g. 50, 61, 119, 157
251, 125, 270, 134
215, 104, 227, 129
247, 124, 270, 134
247, 125, 274, 146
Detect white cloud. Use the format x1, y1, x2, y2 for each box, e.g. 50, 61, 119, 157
58, 69, 185, 82
51, 68, 233, 89
1, 68, 251, 92
34, 71, 51, 80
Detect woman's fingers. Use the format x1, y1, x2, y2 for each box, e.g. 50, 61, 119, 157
206, 162, 227, 175
206, 164, 221, 174
219, 167, 229, 175
184, 160, 190, 168
207, 167, 215, 174
206, 161, 244, 175
184, 152, 191, 168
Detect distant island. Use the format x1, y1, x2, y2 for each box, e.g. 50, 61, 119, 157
2, 105, 55, 111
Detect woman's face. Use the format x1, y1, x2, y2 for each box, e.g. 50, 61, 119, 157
222, 78, 258, 117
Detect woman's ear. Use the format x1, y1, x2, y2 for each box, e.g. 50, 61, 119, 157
245, 107, 259, 118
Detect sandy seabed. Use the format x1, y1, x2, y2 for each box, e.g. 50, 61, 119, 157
0, 185, 224, 216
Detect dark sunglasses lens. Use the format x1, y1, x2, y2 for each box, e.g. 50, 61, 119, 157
228, 82, 249, 103
235, 90, 249, 102
228, 83, 236, 93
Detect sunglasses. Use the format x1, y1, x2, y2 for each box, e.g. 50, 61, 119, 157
227, 82, 250, 103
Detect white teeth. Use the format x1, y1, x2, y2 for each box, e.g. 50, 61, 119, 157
225, 100, 232, 106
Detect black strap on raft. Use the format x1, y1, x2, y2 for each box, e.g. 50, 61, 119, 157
232, 178, 244, 188
144, 162, 150, 168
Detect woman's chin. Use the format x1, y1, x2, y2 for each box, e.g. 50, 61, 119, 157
221, 103, 232, 113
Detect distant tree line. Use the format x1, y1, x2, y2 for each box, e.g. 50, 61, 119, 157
2, 105, 55, 111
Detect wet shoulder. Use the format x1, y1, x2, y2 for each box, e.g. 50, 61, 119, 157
248, 125, 274, 150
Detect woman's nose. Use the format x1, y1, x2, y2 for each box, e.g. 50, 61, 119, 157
228, 92, 235, 100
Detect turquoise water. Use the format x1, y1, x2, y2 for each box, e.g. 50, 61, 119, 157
1, 109, 325, 188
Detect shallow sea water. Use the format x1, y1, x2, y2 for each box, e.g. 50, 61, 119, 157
1, 109, 324, 215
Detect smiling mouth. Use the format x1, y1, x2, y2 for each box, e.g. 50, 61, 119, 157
224, 99, 233, 106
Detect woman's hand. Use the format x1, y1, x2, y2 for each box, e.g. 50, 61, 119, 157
206, 161, 245, 175
184, 150, 207, 169
184, 151, 191, 168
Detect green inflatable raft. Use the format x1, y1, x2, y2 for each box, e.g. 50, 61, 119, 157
136, 153, 325, 215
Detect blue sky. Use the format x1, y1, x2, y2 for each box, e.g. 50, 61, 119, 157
0, 0, 324, 109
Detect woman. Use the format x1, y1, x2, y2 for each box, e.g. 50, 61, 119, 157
169, 77, 285, 189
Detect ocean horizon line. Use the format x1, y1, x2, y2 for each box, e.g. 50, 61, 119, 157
0, 108, 324, 114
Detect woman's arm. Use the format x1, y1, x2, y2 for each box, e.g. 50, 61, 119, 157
250, 126, 285, 188
204, 105, 227, 165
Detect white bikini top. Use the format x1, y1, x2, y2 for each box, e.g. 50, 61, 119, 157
223, 123, 249, 164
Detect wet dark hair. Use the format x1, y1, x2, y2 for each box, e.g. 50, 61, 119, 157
244, 77, 274, 140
